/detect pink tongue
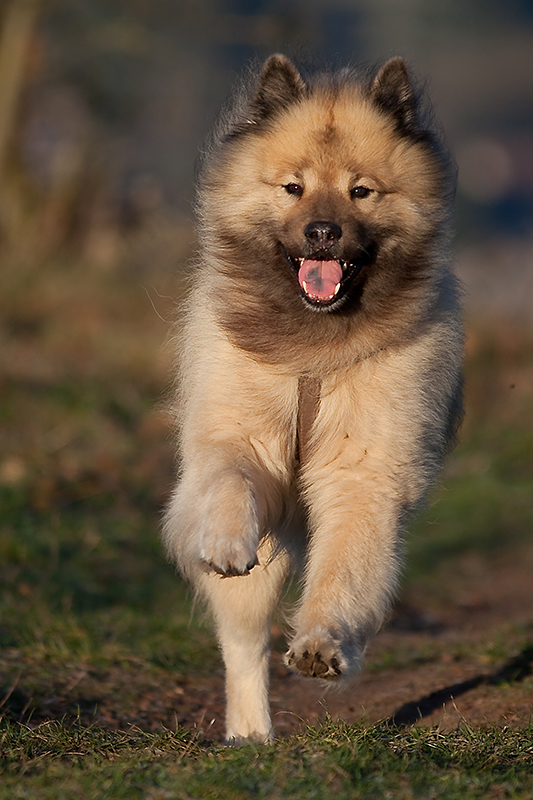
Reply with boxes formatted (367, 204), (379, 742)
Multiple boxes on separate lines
(298, 260), (343, 301)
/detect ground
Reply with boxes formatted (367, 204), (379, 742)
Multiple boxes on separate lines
(9, 550), (533, 744)
(1, 250), (532, 752)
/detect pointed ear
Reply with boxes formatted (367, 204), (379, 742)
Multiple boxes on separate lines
(370, 57), (418, 133)
(250, 54), (306, 121)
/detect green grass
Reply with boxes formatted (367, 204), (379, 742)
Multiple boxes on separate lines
(1, 253), (533, 797)
(1, 717), (533, 799)
(406, 331), (533, 577)
(408, 440), (533, 576)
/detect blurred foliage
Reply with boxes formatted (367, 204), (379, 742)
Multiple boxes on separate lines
(1, 0), (533, 255)
(408, 328), (533, 575)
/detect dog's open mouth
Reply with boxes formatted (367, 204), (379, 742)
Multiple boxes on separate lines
(298, 259), (344, 302)
(282, 249), (367, 308)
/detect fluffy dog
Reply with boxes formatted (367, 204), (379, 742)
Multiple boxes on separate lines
(163, 54), (463, 744)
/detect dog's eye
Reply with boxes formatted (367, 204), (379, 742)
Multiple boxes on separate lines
(350, 186), (371, 199)
(284, 183), (303, 197)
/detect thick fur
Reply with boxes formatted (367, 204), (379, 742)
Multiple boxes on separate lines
(163, 55), (463, 744)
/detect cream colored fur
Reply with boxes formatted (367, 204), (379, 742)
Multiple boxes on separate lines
(162, 56), (463, 744)
(163, 273), (462, 743)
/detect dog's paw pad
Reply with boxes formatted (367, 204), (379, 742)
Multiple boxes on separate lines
(286, 638), (343, 680)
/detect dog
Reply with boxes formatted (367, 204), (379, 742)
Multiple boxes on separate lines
(163, 54), (463, 744)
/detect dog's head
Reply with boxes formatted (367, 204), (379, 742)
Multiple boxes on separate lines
(243, 55), (450, 312)
(197, 55), (455, 364)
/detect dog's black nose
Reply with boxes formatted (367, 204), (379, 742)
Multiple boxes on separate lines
(304, 221), (342, 246)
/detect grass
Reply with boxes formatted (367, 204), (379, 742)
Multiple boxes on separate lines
(1, 249), (533, 797)
(1, 717), (533, 799)
(407, 328), (533, 576)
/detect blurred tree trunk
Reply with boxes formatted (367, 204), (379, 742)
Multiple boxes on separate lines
(0, 0), (40, 243)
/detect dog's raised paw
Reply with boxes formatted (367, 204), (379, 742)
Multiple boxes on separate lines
(199, 530), (259, 577)
(286, 633), (344, 680)
(201, 555), (259, 577)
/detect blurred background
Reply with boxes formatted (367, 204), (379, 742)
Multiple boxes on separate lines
(1, 0), (533, 737)
(1, 0), (533, 314)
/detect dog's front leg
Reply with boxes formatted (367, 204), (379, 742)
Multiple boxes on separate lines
(164, 450), (289, 744)
(198, 468), (262, 577)
(287, 459), (403, 681)
(166, 448), (282, 579)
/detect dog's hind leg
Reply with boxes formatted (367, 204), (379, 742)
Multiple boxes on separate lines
(200, 539), (289, 744)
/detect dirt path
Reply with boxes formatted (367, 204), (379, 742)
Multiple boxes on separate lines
(4, 547), (532, 744)
(145, 547), (533, 742)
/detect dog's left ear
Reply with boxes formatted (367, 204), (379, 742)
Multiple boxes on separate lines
(370, 57), (418, 134)
(250, 54), (306, 121)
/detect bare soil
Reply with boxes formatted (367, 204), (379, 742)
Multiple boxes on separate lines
(9, 546), (531, 744)
(172, 547), (533, 741)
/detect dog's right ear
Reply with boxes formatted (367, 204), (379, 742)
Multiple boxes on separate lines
(250, 55), (306, 121)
